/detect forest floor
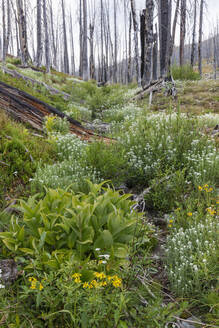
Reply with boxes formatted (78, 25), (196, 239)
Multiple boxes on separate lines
(0, 58), (218, 328)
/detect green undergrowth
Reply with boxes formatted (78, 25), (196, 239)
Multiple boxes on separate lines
(0, 64), (218, 327)
(0, 111), (55, 209)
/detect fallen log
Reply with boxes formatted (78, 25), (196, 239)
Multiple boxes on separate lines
(0, 80), (112, 142)
(132, 78), (177, 101)
(1, 67), (71, 100)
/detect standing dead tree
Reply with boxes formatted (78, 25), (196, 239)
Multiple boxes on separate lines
(140, 0), (154, 88)
(16, 0), (29, 65)
(198, 0), (204, 76)
(190, 0), (197, 68)
(130, 0), (141, 87)
(180, 0), (186, 67)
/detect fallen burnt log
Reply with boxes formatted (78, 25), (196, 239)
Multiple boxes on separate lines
(2, 67), (71, 100)
(0, 80), (111, 142)
(132, 78), (177, 101)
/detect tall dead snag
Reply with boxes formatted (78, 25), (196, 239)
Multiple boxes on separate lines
(158, 0), (172, 78)
(179, 0), (186, 67)
(82, 0), (88, 81)
(113, 0), (118, 83)
(128, 11), (132, 83)
(89, 22), (95, 79)
(130, 0), (141, 87)
(140, 0), (154, 87)
(69, 13), (75, 75)
(36, 0), (42, 67)
(16, 0), (29, 65)
(79, 0), (83, 77)
(43, 0), (50, 73)
(152, 24), (158, 80)
(50, 2), (57, 69)
(61, 0), (69, 74)
(170, 0), (180, 59)
(2, 0), (6, 62)
(191, 0), (197, 68)
(198, 0), (204, 76)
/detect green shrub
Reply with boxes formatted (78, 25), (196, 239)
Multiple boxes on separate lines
(172, 64), (201, 80)
(44, 115), (70, 135)
(0, 181), (141, 269)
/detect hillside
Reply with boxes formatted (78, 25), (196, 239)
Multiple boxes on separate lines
(0, 61), (218, 327)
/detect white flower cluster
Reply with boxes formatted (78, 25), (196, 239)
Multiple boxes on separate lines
(165, 219), (218, 296)
(32, 133), (101, 190)
(0, 268), (5, 289)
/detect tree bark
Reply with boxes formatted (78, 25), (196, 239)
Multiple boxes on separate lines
(36, 0), (42, 67)
(82, 0), (88, 80)
(198, 0), (204, 75)
(190, 0), (197, 68)
(16, 0), (29, 65)
(43, 0), (50, 73)
(61, 0), (69, 74)
(179, 0), (186, 67)
(130, 0), (141, 86)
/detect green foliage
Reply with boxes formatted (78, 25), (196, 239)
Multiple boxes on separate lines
(44, 115), (70, 135)
(0, 181), (141, 269)
(6, 56), (22, 66)
(172, 64), (201, 80)
(0, 111), (55, 208)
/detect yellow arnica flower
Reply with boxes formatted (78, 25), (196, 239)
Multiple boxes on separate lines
(169, 219), (173, 223)
(98, 260), (103, 265)
(39, 283), (43, 291)
(187, 212), (192, 216)
(207, 187), (213, 192)
(72, 273), (82, 279)
(99, 281), (107, 287)
(112, 278), (122, 288)
(94, 272), (106, 280)
(198, 186), (203, 191)
(74, 278), (82, 284)
(83, 282), (89, 289)
(30, 285), (36, 290)
(168, 224), (172, 228)
(204, 184), (209, 188)
(28, 277), (37, 282)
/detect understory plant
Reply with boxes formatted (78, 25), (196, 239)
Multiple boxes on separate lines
(0, 181), (142, 270)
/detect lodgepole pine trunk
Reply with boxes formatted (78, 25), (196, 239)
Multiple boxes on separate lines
(130, 0), (141, 87)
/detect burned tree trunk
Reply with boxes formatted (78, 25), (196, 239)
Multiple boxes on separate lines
(61, 0), (69, 74)
(36, 0), (42, 67)
(152, 24), (158, 80)
(179, 0), (186, 67)
(191, 0), (197, 68)
(16, 0), (29, 65)
(198, 0), (204, 76)
(43, 0), (50, 73)
(140, 0), (154, 87)
(130, 0), (141, 87)
(158, 0), (172, 78)
(82, 0), (89, 81)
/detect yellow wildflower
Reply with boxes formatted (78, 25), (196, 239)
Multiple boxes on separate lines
(28, 277), (37, 282)
(204, 184), (209, 188)
(98, 260), (103, 265)
(39, 283), (43, 291)
(72, 273), (82, 279)
(74, 277), (82, 284)
(83, 282), (89, 289)
(112, 278), (122, 288)
(207, 187), (213, 192)
(94, 272), (106, 280)
(100, 281), (107, 287)
(169, 219), (173, 223)
(198, 186), (203, 191)
(30, 284), (36, 290)
(187, 212), (192, 217)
